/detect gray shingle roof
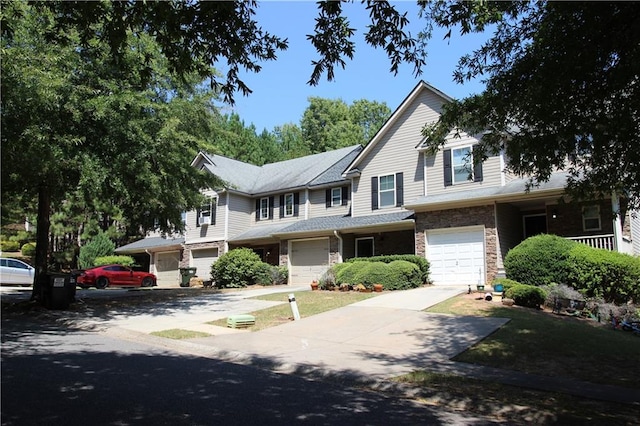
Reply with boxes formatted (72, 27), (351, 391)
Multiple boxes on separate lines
(115, 236), (185, 253)
(405, 172), (569, 208)
(275, 211), (415, 235)
(227, 223), (292, 243)
(202, 145), (361, 195)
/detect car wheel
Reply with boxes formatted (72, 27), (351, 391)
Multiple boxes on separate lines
(96, 277), (109, 289)
(141, 277), (153, 287)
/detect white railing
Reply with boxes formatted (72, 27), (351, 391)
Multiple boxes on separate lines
(567, 234), (616, 251)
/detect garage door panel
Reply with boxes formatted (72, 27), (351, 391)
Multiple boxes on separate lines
(290, 239), (329, 286)
(191, 248), (218, 281)
(156, 252), (180, 287)
(427, 229), (485, 285)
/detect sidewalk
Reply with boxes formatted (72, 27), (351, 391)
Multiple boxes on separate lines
(103, 285), (640, 406)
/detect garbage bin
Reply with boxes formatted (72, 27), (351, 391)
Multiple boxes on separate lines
(41, 273), (76, 310)
(179, 267), (197, 287)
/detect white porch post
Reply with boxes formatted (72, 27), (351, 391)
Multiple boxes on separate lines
(611, 193), (623, 252)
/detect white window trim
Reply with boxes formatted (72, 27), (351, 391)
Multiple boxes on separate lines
(355, 237), (375, 257)
(582, 205), (602, 231)
(284, 193), (294, 217)
(452, 146), (473, 184)
(378, 174), (396, 208)
(260, 197), (269, 220)
(199, 197), (216, 226)
(331, 187), (342, 207)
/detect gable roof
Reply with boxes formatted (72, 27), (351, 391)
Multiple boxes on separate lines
(196, 145), (362, 195)
(343, 80), (453, 177)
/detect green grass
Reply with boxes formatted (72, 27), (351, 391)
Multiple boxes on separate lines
(208, 290), (377, 332)
(150, 329), (211, 339)
(426, 294), (640, 388)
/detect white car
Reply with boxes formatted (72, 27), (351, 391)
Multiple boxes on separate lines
(0, 258), (35, 286)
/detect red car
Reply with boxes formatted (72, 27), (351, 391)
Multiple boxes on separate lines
(77, 265), (157, 289)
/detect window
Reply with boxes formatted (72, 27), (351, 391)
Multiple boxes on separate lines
(331, 188), (342, 206)
(198, 198), (216, 226)
(379, 174), (396, 208)
(260, 197), (270, 220)
(181, 211), (187, 225)
(452, 147), (473, 184)
(356, 237), (374, 257)
(583, 205), (601, 231)
(284, 193), (294, 217)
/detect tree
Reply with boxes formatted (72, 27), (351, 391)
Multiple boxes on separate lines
(1, 3), (220, 297)
(420, 1), (640, 209)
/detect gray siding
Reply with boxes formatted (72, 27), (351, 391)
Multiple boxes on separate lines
(185, 190), (226, 243)
(308, 187), (351, 218)
(227, 193), (252, 239)
(631, 210), (640, 256)
(250, 191), (310, 226)
(495, 203), (523, 270)
(352, 90), (439, 216)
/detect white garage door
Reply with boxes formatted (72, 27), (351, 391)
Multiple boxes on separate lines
(156, 251), (180, 287)
(290, 239), (329, 286)
(427, 228), (485, 285)
(191, 248), (219, 281)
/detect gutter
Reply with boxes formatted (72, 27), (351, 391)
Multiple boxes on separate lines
(333, 230), (343, 263)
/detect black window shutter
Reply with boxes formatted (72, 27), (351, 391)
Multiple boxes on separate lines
(443, 149), (452, 187)
(279, 195), (285, 218)
(268, 196), (274, 219)
(196, 207), (201, 227)
(294, 192), (300, 216)
(395, 172), (404, 207)
(342, 186), (349, 206)
(255, 199), (260, 221)
(325, 189), (331, 208)
(371, 176), (379, 210)
(211, 200), (217, 225)
(473, 145), (483, 182)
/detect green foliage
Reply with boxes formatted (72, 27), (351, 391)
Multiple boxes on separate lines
(78, 232), (115, 269)
(346, 254), (430, 284)
(20, 242), (36, 257)
(334, 260), (422, 291)
(386, 260), (422, 290)
(334, 261), (368, 286)
(211, 248), (267, 288)
(492, 277), (521, 293)
(94, 255), (136, 267)
(8, 230), (35, 247)
(504, 234), (576, 286)
(352, 262), (389, 288)
(565, 244), (640, 304)
(504, 284), (547, 309)
(252, 263), (287, 286)
(1, 240), (20, 252)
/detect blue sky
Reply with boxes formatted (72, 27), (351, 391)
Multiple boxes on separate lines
(230, 1), (491, 132)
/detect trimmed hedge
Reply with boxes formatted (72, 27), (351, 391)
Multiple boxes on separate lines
(1, 240), (20, 252)
(505, 284), (547, 309)
(94, 255), (136, 267)
(386, 260), (422, 290)
(504, 234), (576, 286)
(492, 277), (521, 293)
(346, 254), (430, 284)
(566, 244), (640, 304)
(333, 259), (422, 291)
(211, 248), (273, 288)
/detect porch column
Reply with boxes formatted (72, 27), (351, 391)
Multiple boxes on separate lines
(611, 193), (623, 251)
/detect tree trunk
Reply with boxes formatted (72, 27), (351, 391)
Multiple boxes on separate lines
(30, 184), (51, 301)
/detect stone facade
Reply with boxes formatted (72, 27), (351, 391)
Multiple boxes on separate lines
(415, 205), (498, 284)
(180, 240), (226, 268)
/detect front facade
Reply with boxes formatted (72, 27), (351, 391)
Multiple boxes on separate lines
(117, 81), (639, 287)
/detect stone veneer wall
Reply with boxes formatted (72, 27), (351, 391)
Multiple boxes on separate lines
(415, 205), (498, 284)
(180, 240), (226, 268)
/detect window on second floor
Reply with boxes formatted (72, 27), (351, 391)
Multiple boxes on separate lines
(371, 173), (403, 210)
(198, 198), (216, 226)
(582, 205), (601, 231)
(284, 193), (294, 217)
(331, 188), (342, 206)
(443, 145), (483, 187)
(260, 197), (270, 220)
(325, 186), (348, 208)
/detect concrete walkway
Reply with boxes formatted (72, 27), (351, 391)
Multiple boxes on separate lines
(101, 285), (640, 406)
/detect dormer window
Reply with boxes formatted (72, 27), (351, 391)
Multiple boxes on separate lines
(198, 198), (216, 226)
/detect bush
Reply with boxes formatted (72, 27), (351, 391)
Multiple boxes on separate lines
(211, 248), (265, 288)
(505, 284), (547, 309)
(334, 261), (369, 286)
(21, 242), (36, 257)
(93, 255), (136, 267)
(253, 263), (287, 286)
(78, 232), (115, 269)
(333, 260), (422, 291)
(352, 262), (390, 288)
(346, 254), (430, 284)
(386, 260), (422, 290)
(504, 234), (576, 286)
(492, 277), (521, 293)
(318, 268), (337, 290)
(1, 240), (20, 252)
(565, 244), (640, 304)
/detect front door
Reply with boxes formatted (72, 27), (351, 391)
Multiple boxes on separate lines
(524, 214), (547, 238)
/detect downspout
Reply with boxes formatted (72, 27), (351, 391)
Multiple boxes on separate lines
(333, 230), (343, 263)
(612, 193), (623, 252)
(145, 249), (153, 273)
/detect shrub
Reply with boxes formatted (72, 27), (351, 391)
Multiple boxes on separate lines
(1, 240), (20, 252)
(565, 244), (640, 304)
(505, 284), (547, 309)
(93, 255), (136, 267)
(253, 263), (287, 286)
(78, 232), (115, 269)
(352, 262), (390, 289)
(21, 242), (36, 257)
(9, 230), (35, 247)
(492, 277), (521, 293)
(504, 234), (576, 286)
(318, 268), (337, 290)
(334, 261), (369, 286)
(211, 248), (264, 288)
(346, 254), (430, 284)
(386, 260), (422, 290)
(540, 283), (585, 308)
(334, 260), (422, 291)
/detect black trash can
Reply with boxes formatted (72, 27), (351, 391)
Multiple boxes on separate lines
(179, 267), (197, 287)
(41, 273), (76, 310)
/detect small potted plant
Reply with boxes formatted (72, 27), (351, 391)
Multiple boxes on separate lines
(310, 280), (319, 291)
(373, 283), (383, 292)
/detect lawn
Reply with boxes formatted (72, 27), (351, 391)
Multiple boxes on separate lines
(208, 290), (378, 332)
(425, 293), (640, 389)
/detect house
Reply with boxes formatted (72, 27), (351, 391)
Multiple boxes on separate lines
(116, 81), (639, 287)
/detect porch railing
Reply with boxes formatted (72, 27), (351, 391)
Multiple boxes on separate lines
(566, 234), (616, 251)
